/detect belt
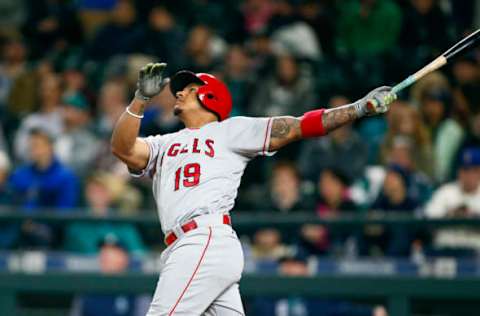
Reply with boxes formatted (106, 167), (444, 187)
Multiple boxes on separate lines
(164, 214), (231, 246)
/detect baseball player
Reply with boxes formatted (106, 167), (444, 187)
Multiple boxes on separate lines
(111, 62), (396, 315)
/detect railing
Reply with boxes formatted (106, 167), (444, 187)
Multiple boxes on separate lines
(1, 209), (480, 316)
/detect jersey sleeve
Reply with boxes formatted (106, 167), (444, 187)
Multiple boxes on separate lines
(225, 116), (276, 158)
(129, 135), (163, 178)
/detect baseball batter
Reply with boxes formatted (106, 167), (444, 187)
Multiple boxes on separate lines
(111, 63), (396, 315)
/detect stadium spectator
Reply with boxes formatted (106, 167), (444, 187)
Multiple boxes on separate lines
(381, 101), (433, 178)
(0, 38), (27, 110)
(9, 128), (79, 209)
(69, 236), (150, 316)
(299, 95), (368, 183)
(296, 224), (330, 257)
(453, 113), (480, 175)
(241, 0), (275, 35)
(14, 74), (64, 162)
(0, 0), (25, 37)
(424, 147), (480, 255)
(87, 0), (137, 61)
(316, 168), (357, 217)
(262, 161), (312, 213)
(61, 61), (94, 106)
(398, 0), (455, 70)
(21, 0), (83, 59)
(55, 94), (99, 176)
(371, 164), (420, 212)
(2, 129), (79, 248)
(249, 54), (315, 117)
(383, 136), (433, 204)
(452, 54), (480, 115)
(425, 147), (480, 218)
(1, 37), (38, 137)
(126, 5), (186, 72)
(64, 174), (144, 255)
(184, 24), (226, 73)
(95, 80), (129, 139)
(250, 228), (289, 261)
(267, 0), (322, 61)
(220, 45), (255, 116)
(297, 0), (336, 57)
(336, 0), (402, 57)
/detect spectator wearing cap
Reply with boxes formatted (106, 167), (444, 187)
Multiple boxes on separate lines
(425, 148), (480, 218)
(424, 148), (480, 255)
(55, 94), (99, 176)
(8, 128), (79, 210)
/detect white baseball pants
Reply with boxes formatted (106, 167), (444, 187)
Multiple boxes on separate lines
(146, 218), (245, 316)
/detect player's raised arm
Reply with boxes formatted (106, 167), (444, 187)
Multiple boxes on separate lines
(269, 86), (397, 151)
(111, 62), (167, 172)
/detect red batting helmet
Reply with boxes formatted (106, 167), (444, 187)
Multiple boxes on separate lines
(170, 71), (232, 121)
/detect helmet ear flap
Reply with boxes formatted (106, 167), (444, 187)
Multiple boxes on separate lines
(197, 85), (220, 120)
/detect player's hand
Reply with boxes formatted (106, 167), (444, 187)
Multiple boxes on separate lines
(361, 86), (397, 116)
(135, 62), (167, 102)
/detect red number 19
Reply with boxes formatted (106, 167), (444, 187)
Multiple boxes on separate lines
(174, 163), (201, 191)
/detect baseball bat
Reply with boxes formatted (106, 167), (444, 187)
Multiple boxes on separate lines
(368, 28), (480, 107)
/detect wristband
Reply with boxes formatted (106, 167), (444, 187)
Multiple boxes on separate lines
(126, 106), (144, 119)
(300, 109), (326, 138)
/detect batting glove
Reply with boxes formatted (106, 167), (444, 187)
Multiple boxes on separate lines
(355, 86), (397, 117)
(135, 62), (168, 102)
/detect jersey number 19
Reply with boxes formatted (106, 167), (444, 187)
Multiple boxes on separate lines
(174, 163), (201, 191)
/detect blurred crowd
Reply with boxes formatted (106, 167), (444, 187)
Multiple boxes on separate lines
(0, 0), (480, 265)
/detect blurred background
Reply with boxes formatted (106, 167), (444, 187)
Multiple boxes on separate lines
(1, 0), (480, 315)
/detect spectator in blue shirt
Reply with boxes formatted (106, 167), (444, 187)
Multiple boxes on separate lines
(9, 128), (79, 210)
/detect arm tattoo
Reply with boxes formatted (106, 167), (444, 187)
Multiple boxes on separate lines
(271, 118), (292, 139)
(322, 103), (360, 133)
(269, 116), (302, 150)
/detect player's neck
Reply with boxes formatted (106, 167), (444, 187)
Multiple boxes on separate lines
(182, 112), (218, 129)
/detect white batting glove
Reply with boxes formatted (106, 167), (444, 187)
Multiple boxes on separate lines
(355, 86), (397, 117)
(135, 62), (168, 101)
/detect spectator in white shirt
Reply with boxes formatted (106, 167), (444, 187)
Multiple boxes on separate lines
(425, 147), (480, 218)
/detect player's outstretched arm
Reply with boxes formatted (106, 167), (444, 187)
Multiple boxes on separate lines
(111, 62), (167, 172)
(269, 86), (396, 151)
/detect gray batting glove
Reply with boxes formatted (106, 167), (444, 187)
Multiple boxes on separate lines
(135, 62), (167, 102)
(355, 86), (397, 117)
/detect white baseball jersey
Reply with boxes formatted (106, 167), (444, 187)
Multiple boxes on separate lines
(132, 116), (275, 233)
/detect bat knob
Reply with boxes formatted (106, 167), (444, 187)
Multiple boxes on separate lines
(366, 99), (378, 114)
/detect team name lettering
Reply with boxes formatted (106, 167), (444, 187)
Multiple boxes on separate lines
(167, 138), (215, 158)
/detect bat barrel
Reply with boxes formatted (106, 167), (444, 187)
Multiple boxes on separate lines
(443, 29), (480, 60)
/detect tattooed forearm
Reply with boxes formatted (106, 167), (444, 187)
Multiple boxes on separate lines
(321, 103), (360, 133)
(269, 116), (302, 151)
